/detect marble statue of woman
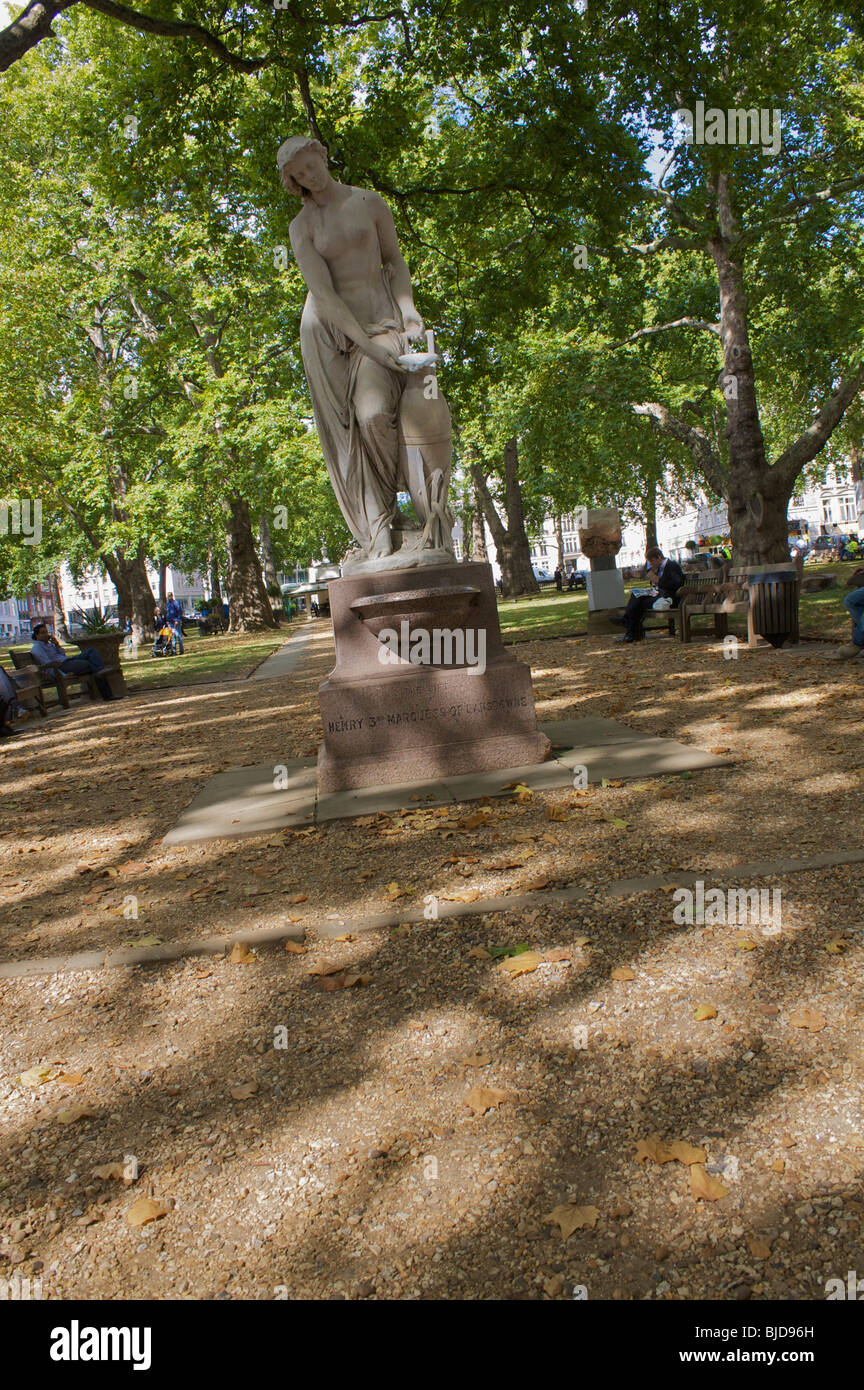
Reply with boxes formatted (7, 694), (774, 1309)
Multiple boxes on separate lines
(277, 135), (454, 574)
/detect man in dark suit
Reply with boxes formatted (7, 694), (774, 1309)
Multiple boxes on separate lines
(617, 547), (685, 643)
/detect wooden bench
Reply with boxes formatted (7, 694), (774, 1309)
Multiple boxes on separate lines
(7, 666), (47, 722)
(8, 649), (104, 709)
(675, 565), (751, 644)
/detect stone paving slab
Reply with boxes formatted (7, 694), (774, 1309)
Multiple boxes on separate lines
(163, 717), (732, 845)
(249, 627), (321, 681)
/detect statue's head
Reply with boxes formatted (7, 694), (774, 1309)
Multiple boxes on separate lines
(276, 136), (329, 198)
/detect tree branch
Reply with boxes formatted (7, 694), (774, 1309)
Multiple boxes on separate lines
(631, 400), (728, 496)
(612, 317), (721, 349)
(772, 364), (864, 489)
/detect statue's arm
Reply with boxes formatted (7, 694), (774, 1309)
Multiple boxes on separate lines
(289, 219), (404, 370)
(372, 194), (424, 336)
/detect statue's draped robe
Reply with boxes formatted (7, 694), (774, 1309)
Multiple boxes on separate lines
(299, 267), (404, 556)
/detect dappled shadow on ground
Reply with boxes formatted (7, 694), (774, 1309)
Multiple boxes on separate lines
(0, 857), (861, 1300)
(0, 623), (862, 1299)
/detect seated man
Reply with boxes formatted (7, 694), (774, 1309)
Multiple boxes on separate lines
(616, 546), (685, 643)
(29, 623), (120, 701)
(0, 664), (23, 738)
(828, 567), (864, 660)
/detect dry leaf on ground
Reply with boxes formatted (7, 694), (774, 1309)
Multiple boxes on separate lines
(498, 951), (543, 977)
(546, 1204), (601, 1238)
(747, 1236), (772, 1259)
(56, 1105), (97, 1124)
(228, 941), (256, 964)
(693, 1004), (717, 1021)
(788, 1008), (827, 1032)
(466, 1085), (509, 1115)
(611, 966), (636, 981)
(636, 1135), (676, 1164)
(231, 1081), (259, 1101)
(690, 1165), (729, 1201)
(127, 1197), (169, 1228)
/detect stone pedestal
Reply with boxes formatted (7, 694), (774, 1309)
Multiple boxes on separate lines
(586, 567), (625, 611)
(317, 561), (551, 792)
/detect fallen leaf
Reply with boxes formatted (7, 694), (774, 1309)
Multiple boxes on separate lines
(498, 951), (543, 977)
(319, 970), (372, 991)
(284, 940), (306, 954)
(666, 1140), (707, 1165)
(127, 1197), (169, 1228)
(546, 1204), (601, 1238)
(747, 1236), (772, 1259)
(693, 1004), (717, 1021)
(18, 1064), (54, 1088)
(458, 810), (491, 830)
(93, 1163), (126, 1181)
(735, 937), (758, 951)
(56, 1106), (97, 1124)
(463, 1055), (491, 1068)
(126, 934), (162, 948)
(466, 946), (492, 960)
(384, 881), (411, 900)
(285, 893), (308, 904)
(635, 1134), (676, 1164)
(466, 1085), (509, 1115)
(690, 1164), (728, 1201)
(825, 938), (848, 955)
(308, 961), (345, 977)
(545, 805), (569, 822)
(611, 966), (636, 981)
(230, 1081), (259, 1101)
(57, 1072), (85, 1086)
(228, 941), (256, 965)
(788, 1008), (827, 1032)
(441, 889), (482, 902)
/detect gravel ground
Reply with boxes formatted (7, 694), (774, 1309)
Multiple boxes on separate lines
(0, 624), (862, 1300)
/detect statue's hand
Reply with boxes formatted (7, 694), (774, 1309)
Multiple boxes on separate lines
(402, 310), (425, 341)
(364, 336), (407, 372)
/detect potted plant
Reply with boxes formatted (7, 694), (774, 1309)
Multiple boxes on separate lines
(73, 606), (127, 693)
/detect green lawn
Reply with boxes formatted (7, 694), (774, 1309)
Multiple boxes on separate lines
(123, 628), (286, 690)
(498, 562), (861, 644)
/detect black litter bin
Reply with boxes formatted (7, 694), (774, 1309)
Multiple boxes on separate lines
(747, 569), (799, 648)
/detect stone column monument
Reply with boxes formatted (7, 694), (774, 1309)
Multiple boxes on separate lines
(278, 136), (550, 791)
(578, 508), (627, 636)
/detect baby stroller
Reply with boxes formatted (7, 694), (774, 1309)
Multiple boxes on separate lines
(151, 623), (177, 657)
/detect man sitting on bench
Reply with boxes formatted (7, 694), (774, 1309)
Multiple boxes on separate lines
(29, 623), (120, 702)
(616, 546), (686, 643)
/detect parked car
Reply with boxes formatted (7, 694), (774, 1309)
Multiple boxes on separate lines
(532, 566), (556, 585)
(566, 569), (587, 589)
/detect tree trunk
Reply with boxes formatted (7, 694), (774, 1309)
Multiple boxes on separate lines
(259, 513), (280, 591)
(49, 571), (71, 642)
(124, 545), (157, 644)
(471, 482), (489, 562)
(471, 439), (539, 596)
(208, 554), (223, 606)
(708, 178), (788, 565)
(158, 561), (168, 606)
(224, 496), (278, 632)
(554, 514), (565, 569)
(644, 476), (658, 551)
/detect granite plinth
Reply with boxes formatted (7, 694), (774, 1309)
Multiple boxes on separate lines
(587, 568), (626, 611)
(317, 561), (551, 792)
